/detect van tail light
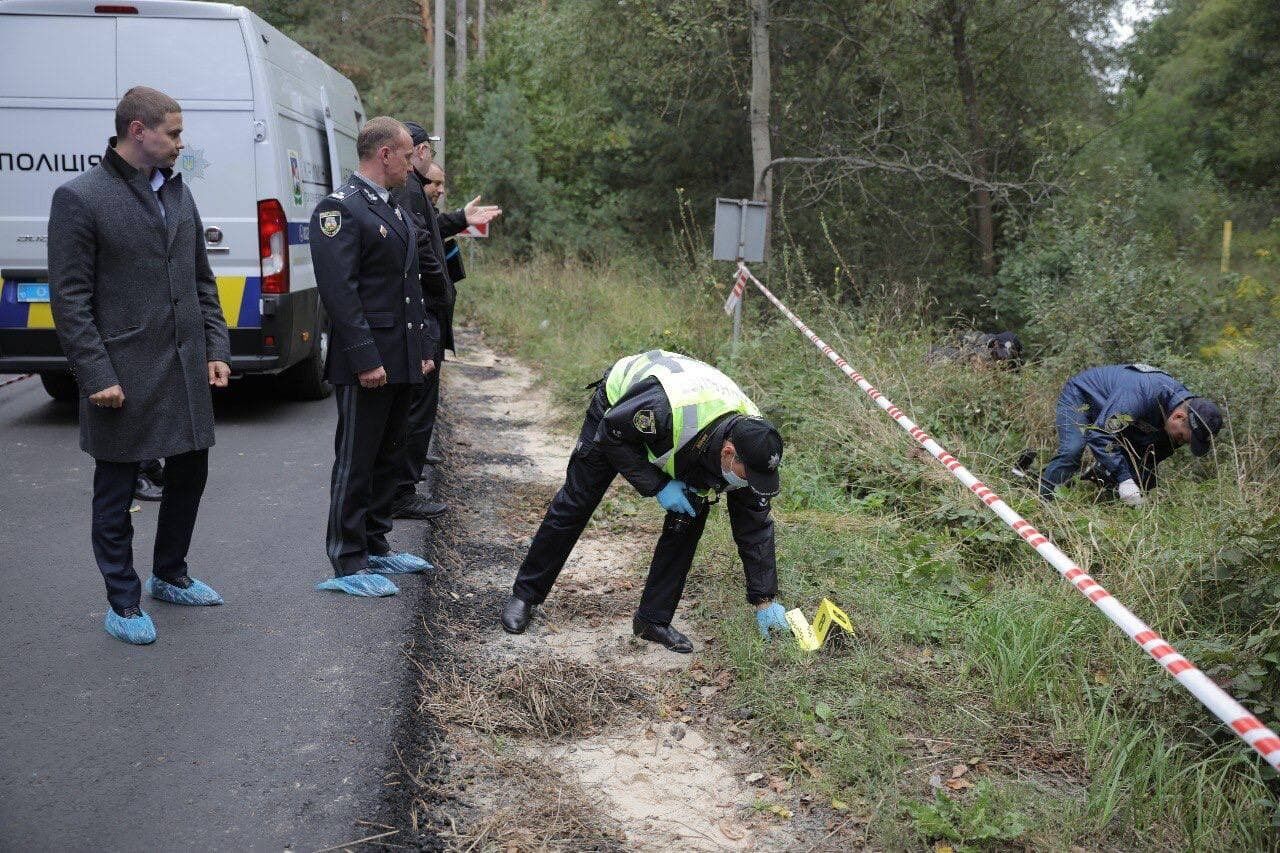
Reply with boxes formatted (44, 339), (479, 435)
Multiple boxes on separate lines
(257, 199), (290, 294)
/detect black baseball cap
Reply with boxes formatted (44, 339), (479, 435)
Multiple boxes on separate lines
(1186, 397), (1223, 457)
(403, 121), (439, 147)
(729, 417), (783, 496)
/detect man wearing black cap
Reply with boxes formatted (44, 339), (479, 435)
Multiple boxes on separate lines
(500, 350), (789, 653)
(1030, 363), (1224, 505)
(388, 122), (501, 519)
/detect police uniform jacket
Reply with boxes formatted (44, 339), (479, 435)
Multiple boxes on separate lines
(594, 377), (778, 604)
(391, 168), (456, 353)
(310, 176), (435, 385)
(48, 143), (230, 462)
(1061, 364), (1195, 489)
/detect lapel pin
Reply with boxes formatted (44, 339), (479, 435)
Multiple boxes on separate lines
(379, 224), (388, 238)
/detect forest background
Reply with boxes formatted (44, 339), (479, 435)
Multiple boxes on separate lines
(250, 0), (1280, 847)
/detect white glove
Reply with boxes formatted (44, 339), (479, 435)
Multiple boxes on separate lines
(1117, 479), (1144, 507)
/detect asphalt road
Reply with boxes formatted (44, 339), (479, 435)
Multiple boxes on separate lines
(0, 374), (432, 851)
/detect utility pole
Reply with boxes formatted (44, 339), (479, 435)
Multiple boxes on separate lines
(749, 0), (772, 265)
(476, 0), (486, 64)
(434, 0), (447, 168)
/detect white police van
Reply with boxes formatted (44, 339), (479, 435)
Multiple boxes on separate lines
(0, 0), (364, 400)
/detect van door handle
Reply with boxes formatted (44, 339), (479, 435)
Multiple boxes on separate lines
(205, 245), (231, 254)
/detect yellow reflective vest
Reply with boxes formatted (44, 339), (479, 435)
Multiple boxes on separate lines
(604, 350), (760, 477)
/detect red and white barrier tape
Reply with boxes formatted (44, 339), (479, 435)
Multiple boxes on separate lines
(724, 268), (747, 316)
(735, 262), (1280, 771)
(0, 373), (33, 390)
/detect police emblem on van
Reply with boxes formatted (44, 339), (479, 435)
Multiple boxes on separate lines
(319, 211), (342, 237)
(175, 148), (210, 179)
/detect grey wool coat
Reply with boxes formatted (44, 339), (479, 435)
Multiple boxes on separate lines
(48, 144), (230, 463)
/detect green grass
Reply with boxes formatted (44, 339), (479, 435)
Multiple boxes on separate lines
(459, 253), (1280, 850)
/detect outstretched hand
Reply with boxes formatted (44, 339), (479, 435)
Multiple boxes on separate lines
(463, 195), (503, 226)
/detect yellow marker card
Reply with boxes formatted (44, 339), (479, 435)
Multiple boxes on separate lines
(787, 598), (855, 651)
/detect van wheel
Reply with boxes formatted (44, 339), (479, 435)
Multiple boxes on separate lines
(39, 373), (79, 402)
(280, 322), (332, 400)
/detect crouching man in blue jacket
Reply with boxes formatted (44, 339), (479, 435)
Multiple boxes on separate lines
(1037, 364), (1223, 506)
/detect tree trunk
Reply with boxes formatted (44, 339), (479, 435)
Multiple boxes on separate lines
(749, 0), (772, 262)
(417, 0), (434, 81)
(947, 0), (995, 276)
(434, 0), (447, 167)
(454, 0), (468, 81)
(476, 0), (486, 64)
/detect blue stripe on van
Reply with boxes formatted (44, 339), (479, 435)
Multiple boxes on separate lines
(288, 221), (310, 245)
(238, 276), (262, 327)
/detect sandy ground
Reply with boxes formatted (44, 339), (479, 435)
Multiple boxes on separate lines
(392, 326), (820, 850)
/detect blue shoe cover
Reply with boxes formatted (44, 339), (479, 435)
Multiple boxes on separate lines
(368, 552), (433, 575)
(104, 609), (157, 645)
(315, 572), (399, 597)
(146, 576), (224, 606)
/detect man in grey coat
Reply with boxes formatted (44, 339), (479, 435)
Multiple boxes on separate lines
(49, 86), (231, 645)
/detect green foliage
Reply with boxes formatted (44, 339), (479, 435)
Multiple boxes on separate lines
(1124, 0), (1280, 189)
(907, 783), (1028, 851)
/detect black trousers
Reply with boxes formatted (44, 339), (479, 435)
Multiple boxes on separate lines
(512, 390), (710, 626)
(92, 449), (208, 614)
(395, 357), (442, 502)
(327, 382), (413, 576)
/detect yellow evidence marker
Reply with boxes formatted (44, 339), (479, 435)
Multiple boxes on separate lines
(785, 598), (854, 651)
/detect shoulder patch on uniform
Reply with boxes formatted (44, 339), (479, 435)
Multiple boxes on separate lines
(319, 210), (342, 237)
(633, 409), (656, 435)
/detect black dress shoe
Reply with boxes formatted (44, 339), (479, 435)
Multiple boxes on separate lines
(501, 596), (533, 634)
(391, 494), (448, 519)
(133, 474), (163, 501)
(632, 615), (693, 653)
(424, 450), (445, 465)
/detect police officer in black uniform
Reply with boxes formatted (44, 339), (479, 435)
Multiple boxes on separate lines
(309, 117), (438, 598)
(387, 122), (452, 519)
(500, 351), (792, 653)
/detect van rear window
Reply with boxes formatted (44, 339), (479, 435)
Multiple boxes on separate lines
(0, 17), (117, 99)
(117, 18), (252, 101)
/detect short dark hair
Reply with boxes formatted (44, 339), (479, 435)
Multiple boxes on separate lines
(114, 86), (182, 137)
(357, 116), (409, 161)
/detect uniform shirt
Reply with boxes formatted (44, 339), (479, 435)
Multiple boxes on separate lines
(352, 170), (390, 204)
(594, 377), (778, 604)
(1063, 364), (1195, 488)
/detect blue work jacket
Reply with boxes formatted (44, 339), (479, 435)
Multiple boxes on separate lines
(1061, 364), (1195, 487)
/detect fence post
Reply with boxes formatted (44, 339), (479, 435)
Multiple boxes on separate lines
(1221, 220), (1233, 274)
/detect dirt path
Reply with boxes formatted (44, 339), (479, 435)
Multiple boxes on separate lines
(390, 326), (818, 851)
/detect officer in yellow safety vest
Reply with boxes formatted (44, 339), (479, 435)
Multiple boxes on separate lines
(500, 350), (790, 653)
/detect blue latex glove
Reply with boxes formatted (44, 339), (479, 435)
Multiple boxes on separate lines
(756, 602), (789, 639)
(656, 480), (696, 516)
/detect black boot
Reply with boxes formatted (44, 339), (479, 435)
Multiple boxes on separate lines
(133, 473), (163, 501)
(391, 493), (448, 519)
(501, 596), (533, 634)
(632, 614), (693, 653)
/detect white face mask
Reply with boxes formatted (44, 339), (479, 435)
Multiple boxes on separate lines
(721, 466), (749, 490)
